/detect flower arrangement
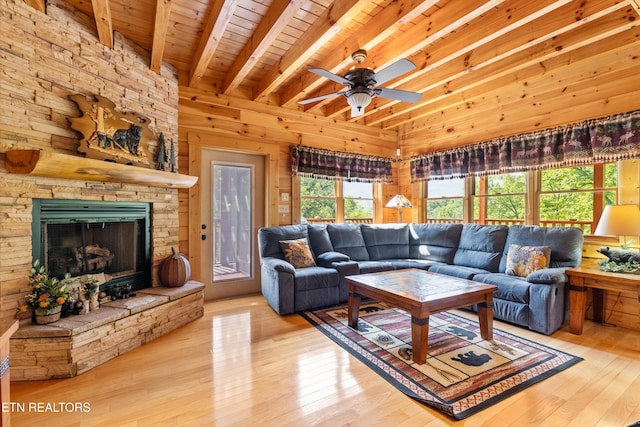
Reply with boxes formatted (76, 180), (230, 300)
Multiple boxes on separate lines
(20, 260), (69, 314)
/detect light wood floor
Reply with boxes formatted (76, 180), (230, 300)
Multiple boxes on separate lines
(9, 294), (640, 427)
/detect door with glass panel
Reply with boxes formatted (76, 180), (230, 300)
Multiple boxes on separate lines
(200, 149), (265, 299)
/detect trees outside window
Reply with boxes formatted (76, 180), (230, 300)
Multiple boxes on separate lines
(421, 163), (617, 233)
(300, 177), (374, 223)
(540, 163), (617, 234)
(425, 178), (464, 223)
(474, 172), (526, 225)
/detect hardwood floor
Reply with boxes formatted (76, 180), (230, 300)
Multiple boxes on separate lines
(9, 295), (640, 426)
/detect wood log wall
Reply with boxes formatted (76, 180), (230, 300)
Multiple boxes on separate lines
(1, 0), (640, 332)
(0, 0), (180, 325)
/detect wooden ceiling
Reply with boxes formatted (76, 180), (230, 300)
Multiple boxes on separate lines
(28, 0), (640, 145)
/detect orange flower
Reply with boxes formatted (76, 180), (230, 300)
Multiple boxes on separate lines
(56, 297), (66, 305)
(38, 293), (50, 300)
(39, 300), (50, 308)
(18, 305), (28, 313)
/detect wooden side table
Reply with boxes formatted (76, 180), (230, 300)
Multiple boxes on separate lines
(567, 266), (640, 334)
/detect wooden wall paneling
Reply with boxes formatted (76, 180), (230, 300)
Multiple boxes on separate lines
(187, 133), (202, 282)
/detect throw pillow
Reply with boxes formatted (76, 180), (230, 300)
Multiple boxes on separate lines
(505, 244), (551, 277)
(279, 238), (316, 269)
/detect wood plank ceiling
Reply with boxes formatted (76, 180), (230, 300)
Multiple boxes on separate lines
(27, 0), (640, 152)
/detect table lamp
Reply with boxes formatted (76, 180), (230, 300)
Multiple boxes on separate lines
(593, 204), (640, 272)
(594, 204), (640, 249)
(385, 194), (413, 223)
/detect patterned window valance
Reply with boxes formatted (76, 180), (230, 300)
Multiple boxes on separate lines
(290, 145), (393, 183)
(411, 109), (640, 181)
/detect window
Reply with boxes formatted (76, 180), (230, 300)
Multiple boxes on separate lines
(425, 178), (464, 223)
(420, 163), (618, 234)
(539, 163), (617, 235)
(300, 177), (374, 224)
(473, 172), (526, 226)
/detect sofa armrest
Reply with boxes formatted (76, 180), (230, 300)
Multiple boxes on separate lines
(261, 256), (295, 274)
(316, 251), (350, 267)
(526, 267), (568, 285)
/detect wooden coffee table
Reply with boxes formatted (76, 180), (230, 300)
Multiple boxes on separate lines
(347, 268), (497, 364)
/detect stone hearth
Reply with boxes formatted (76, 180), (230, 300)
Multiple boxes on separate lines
(10, 281), (204, 381)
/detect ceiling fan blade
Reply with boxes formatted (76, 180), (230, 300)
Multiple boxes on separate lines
(375, 87), (422, 103)
(298, 91), (345, 105)
(372, 59), (416, 85)
(308, 68), (351, 86)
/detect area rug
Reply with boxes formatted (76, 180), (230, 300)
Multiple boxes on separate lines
(301, 302), (582, 420)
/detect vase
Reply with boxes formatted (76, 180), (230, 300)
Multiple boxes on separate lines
(34, 305), (62, 325)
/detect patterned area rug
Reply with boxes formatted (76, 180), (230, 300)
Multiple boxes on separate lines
(301, 302), (582, 420)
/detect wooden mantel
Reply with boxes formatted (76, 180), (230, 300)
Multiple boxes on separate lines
(4, 150), (198, 189)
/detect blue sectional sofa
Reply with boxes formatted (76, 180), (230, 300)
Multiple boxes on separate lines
(257, 223), (583, 335)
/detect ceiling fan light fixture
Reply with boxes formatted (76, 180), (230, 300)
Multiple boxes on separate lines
(347, 91), (372, 110)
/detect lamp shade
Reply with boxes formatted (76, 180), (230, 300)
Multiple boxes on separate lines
(593, 204), (640, 236)
(385, 194), (413, 208)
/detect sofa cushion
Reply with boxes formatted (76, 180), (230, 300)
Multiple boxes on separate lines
(427, 264), (491, 279)
(499, 225), (583, 271)
(361, 224), (409, 260)
(387, 259), (440, 270)
(327, 224), (370, 260)
(307, 224), (334, 255)
(452, 224), (508, 272)
(473, 273), (530, 304)
(258, 225), (308, 259)
(355, 260), (394, 274)
(505, 244), (551, 277)
(409, 223), (463, 263)
(279, 238), (316, 268)
(293, 266), (340, 291)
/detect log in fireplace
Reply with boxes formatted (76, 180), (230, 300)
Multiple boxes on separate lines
(32, 199), (151, 293)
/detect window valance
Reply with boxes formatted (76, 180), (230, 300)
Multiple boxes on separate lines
(411, 109), (640, 181)
(290, 145), (393, 183)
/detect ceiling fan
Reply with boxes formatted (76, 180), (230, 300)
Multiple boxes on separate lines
(298, 50), (422, 118)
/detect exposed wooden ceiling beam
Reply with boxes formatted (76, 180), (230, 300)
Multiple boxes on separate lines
(90, 0), (113, 49)
(222, 0), (305, 95)
(311, 0), (508, 117)
(189, 0), (239, 88)
(629, 0), (640, 15)
(361, 0), (577, 125)
(279, 0), (440, 108)
(24, 0), (45, 13)
(252, 0), (372, 101)
(372, 1), (634, 129)
(380, 5), (638, 130)
(151, 0), (173, 73)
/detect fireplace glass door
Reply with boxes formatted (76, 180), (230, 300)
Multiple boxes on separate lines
(32, 199), (151, 292)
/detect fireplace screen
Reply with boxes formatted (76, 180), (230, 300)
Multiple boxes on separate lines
(32, 199), (151, 291)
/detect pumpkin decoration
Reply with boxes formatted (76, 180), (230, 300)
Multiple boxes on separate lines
(160, 247), (191, 287)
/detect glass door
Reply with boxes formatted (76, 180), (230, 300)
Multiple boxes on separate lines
(201, 149), (265, 299)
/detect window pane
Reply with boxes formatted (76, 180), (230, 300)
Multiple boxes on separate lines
(344, 181), (372, 198)
(428, 178), (464, 197)
(474, 196), (525, 224)
(427, 199), (463, 220)
(212, 164), (252, 282)
(541, 166), (594, 191)
(344, 199), (373, 221)
(300, 177), (335, 197)
(604, 163), (617, 188)
(475, 172), (526, 194)
(540, 192), (593, 233)
(301, 199), (336, 221)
